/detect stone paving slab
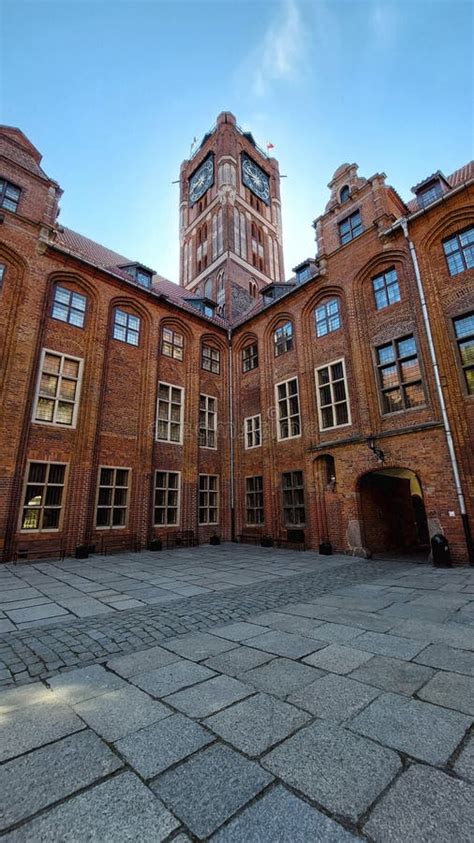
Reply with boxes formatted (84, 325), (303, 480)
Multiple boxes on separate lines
(46, 664), (127, 703)
(204, 692), (311, 756)
(162, 631), (238, 660)
(203, 646), (275, 676)
(349, 692), (472, 764)
(350, 630), (426, 660)
(303, 643), (374, 674)
(210, 621), (270, 641)
(454, 735), (474, 781)
(0, 682), (55, 713)
(131, 659), (216, 697)
(2, 771), (180, 842)
(349, 654), (435, 695)
(245, 629), (325, 658)
(114, 712), (214, 778)
(247, 609), (325, 636)
(106, 644), (180, 678)
(288, 673), (381, 722)
(153, 743), (273, 838)
(212, 785), (357, 842)
(165, 674), (253, 718)
(0, 729), (123, 830)
(364, 764), (474, 842)
(239, 657), (325, 697)
(417, 670), (474, 715)
(262, 720), (401, 821)
(73, 685), (171, 741)
(0, 697), (85, 762)
(414, 642), (474, 676)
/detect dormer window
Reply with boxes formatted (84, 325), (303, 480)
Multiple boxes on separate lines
(418, 180), (443, 208)
(120, 264), (153, 288)
(297, 266), (311, 283)
(340, 185), (350, 203)
(185, 297), (215, 318)
(0, 178), (21, 213)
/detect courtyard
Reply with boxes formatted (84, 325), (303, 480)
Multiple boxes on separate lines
(0, 546), (473, 841)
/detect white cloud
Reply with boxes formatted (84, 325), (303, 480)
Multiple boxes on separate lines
(249, 0), (306, 98)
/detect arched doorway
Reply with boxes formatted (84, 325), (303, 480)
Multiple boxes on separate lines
(358, 468), (429, 557)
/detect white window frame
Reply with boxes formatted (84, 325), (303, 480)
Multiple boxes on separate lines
(315, 358), (352, 431)
(156, 382), (184, 444)
(244, 414), (261, 449)
(275, 377), (301, 441)
(198, 474), (219, 525)
(153, 470), (181, 527)
(32, 348), (84, 429)
(19, 460), (69, 533)
(199, 393), (217, 449)
(95, 466), (131, 530)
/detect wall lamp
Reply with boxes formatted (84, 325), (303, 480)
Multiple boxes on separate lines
(367, 436), (385, 464)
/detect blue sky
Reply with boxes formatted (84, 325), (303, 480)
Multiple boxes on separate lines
(2, 0), (473, 280)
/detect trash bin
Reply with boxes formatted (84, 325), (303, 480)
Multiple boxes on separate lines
(431, 533), (452, 567)
(319, 541), (333, 556)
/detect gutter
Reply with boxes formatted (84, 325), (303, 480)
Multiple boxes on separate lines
(389, 216), (473, 564)
(228, 327), (236, 541)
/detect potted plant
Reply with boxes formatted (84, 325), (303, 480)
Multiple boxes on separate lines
(148, 538), (163, 551)
(261, 535), (274, 548)
(75, 544), (89, 559)
(210, 533), (221, 545)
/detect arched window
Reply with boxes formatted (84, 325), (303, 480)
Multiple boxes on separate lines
(251, 224), (265, 272)
(274, 321), (293, 356)
(340, 185), (350, 203)
(249, 279), (257, 298)
(204, 278), (213, 299)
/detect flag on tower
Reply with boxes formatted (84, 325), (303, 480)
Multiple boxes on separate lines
(266, 142), (275, 150)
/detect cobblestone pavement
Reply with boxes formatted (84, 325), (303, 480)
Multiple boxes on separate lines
(0, 549), (473, 841)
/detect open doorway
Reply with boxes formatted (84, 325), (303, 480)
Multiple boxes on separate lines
(359, 467), (429, 557)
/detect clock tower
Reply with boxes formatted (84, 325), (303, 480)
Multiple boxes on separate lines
(179, 111), (285, 319)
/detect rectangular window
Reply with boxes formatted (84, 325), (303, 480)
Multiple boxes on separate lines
(443, 226), (474, 276)
(20, 462), (67, 532)
(338, 210), (363, 245)
(161, 327), (184, 360)
(315, 299), (341, 336)
(242, 343), (258, 372)
(33, 350), (83, 427)
(244, 414), (261, 448)
(199, 394), (217, 448)
(156, 383), (184, 443)
(246, 476), (264, 525)
(453, 313), (474, 395)
(316, 359), (350, 430)
(372, 268), (401, 310)
(0, 264), (5, 289)
(276, 377), (301, 440)
(96, 467), (130, 528)
(282, 471), (305, 525)
(154, 471), (181, 526)
(199, 474), (218, 524)
(52, 286), (87, 328)
(0, 178), (21, 213)
(202, 344), (220, 374)
(113, 309), (140, 346)
(376, 335), (425, 414)
(274, 322), (293, 356)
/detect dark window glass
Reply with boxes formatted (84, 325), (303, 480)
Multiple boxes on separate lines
(113, 309), (140, 346)
(96, 467), (129, 528)
(340, 185), (350, 203)
(0, 178), (21, 213)
(245, 476), (264, 525)
(202, 344), (220, 374)
(453, 313), (474, 395)
(242, 342), (258, 372)
(418, 182), (442, 207)
(21, 462), (66, 531)
(372, 268), (401, 310)
(443, 226), (474, 276)
(376, 334), (425, 413)
(52, 286), (87, 327)
(338, 210), (363, 245)
(315, 299), (341, 336)
(282, 471), (305, 525)
(161, 327), (184, 360)
(274, 322), (293, 356)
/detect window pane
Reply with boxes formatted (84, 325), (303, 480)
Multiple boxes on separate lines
(404, 382), (425, 408)
(377, 344), (395, 364)
(71, 292), (86, 310)
(454, 314), (474, 338)
(100, 468), (113, 486)
(401, 357), (421, 382)
(36, 397), (54, 421)
(96, 508), (110, 527)
(56, 402), (74, 424)
(29, 463), (47, 483)
(397, 336), (416, 357)
(383, 389), (402, 413)
(52, 304), (69, 322)
(40, 373), (58, 396)
(459, 338), (474, 366)
(380, 365), (398, 389)
(42, 508), (60, 529)
(115, 470), (129, 486)
(48, 464), (65, 484)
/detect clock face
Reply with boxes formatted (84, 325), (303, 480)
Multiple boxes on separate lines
(241, 155), (270, 205)
(189, 155), (214, 206)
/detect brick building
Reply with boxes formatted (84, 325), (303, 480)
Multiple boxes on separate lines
(0, 113), (472, 564)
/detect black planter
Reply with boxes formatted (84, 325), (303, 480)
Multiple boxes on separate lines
(319, 541), (333, 556)
(210, 535), (221, 545)
(148, 539), (163, 551)
(261, 537), (274, 548)
(75, 545), (89, 559)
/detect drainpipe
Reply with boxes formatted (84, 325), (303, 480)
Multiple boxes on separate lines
(228, 327), (236, 541)
(400, 217), (473, 564)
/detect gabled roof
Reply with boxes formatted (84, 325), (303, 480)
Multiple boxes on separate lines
(0, 126), (57, 184)
(406, 162), (474, 213)
(53, 226), (228, 328)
